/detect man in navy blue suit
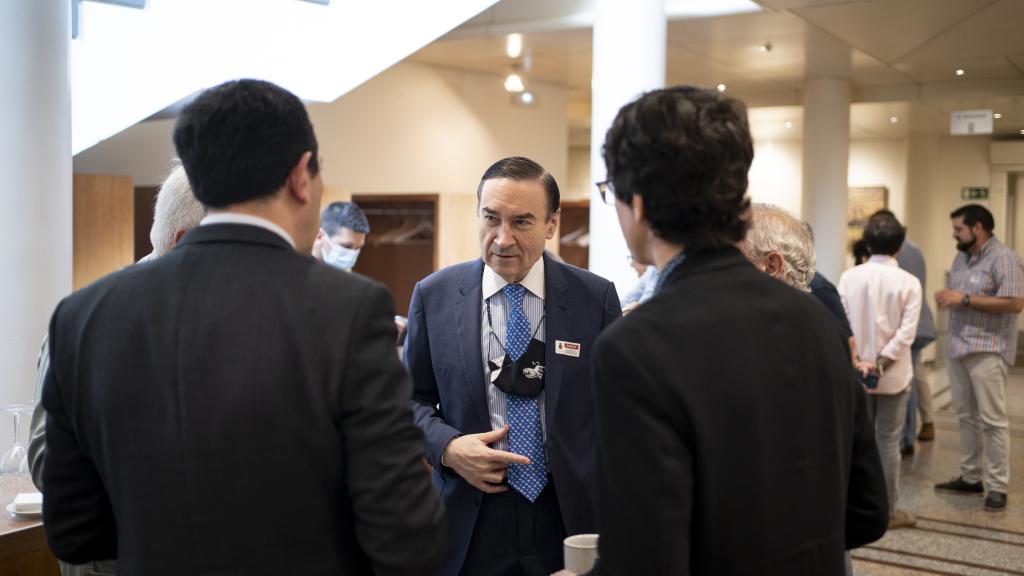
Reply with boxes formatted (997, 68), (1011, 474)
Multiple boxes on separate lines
(406, 156), (621, 576)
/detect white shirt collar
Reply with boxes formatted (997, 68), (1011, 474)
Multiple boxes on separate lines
(201, 213), (296, 249)
(482, 257), (545, 301)
(868, 254), (898, 266)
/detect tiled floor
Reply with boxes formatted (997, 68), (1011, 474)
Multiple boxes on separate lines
(850, 363), (1024, 575)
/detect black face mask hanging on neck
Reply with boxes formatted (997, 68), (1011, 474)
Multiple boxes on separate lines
(487, 337), (546, 397)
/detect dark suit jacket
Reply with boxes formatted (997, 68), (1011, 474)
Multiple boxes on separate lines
(592, 248), (888, 576)
(810, 271), (853, 340)
(42, 224), (446, 576)
(405, 254), (621, 576)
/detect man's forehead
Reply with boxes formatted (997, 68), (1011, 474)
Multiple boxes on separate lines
(479, 178), (549, 216)
(332, 227), (366, 242)
(481, 205), (537, 219)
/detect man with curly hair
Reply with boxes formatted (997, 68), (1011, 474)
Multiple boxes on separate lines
(586, 86), (888, 575)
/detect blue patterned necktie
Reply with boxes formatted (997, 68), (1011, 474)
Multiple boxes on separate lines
(501, 283), (548, 502)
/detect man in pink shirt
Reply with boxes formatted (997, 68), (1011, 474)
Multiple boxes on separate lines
(839, 213), (922, 529)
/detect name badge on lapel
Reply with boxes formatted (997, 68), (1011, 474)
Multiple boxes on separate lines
(555, 340), (581, 358)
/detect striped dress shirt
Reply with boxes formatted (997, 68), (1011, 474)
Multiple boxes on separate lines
(947, 236), (1024, 365)
(480, 260), (547, 453)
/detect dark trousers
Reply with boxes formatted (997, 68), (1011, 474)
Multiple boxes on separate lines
(459, 482), (566, 576)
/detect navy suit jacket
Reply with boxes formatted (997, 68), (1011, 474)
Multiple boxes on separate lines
(405, 254), (621, 576)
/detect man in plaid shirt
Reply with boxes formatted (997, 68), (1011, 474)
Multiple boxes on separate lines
(934, 204), (1024, 512)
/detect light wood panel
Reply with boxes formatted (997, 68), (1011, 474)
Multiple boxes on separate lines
(321, 186), (352, 208)
(73, 174), (135, 290)
(438, 192), (480, 268)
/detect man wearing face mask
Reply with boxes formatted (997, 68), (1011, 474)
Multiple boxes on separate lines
(313, 201), (369, 271)
(405, 156), (621, 576)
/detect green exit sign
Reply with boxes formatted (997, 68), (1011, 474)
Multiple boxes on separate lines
(962, 187), (989, 200)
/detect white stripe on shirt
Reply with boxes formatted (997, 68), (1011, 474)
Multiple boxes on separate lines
(480, 261), (547, 453)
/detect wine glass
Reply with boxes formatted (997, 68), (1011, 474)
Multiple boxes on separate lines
(0, 403), (36, 492)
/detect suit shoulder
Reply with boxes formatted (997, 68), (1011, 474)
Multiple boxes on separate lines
(417, 259), (480, 291)
(553, 260), (614, 295)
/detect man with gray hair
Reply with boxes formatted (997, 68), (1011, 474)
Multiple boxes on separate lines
(144, 162), (207, 260)
(739, 203), (815, 291)
(27, 162), (204, 576)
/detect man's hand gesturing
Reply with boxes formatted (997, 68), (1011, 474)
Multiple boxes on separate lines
(442, 425), (530, 493)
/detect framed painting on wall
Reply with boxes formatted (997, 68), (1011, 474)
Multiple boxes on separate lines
(847, 186), (888, 251)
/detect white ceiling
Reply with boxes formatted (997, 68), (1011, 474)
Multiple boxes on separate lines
(409, 0), (1024, 144)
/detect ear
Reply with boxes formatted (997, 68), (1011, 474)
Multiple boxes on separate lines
(286, 151), (315, 205)
(172, 229), (189, 247)
(630, 194), (645, 225)
(764, 252), (785, 278)
(311, 228), (327, 258)
(546, 207), (561, 240)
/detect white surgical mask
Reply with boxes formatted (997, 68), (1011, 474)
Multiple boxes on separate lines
(323, 239), (360, 271)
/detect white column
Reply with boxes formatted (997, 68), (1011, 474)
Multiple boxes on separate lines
(801, 30), (851, 282)
(588, 0), (665, 292)
(903, 122), (940, 248)
(0, 2), (72, 406)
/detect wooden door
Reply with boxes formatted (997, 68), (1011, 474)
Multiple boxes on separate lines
(558, 200), (589, 269)
(73, 174), (135, 289)
(351, 195), (438, 316)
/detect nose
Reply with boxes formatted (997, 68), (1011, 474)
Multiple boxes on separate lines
(494, 223), (515, 249)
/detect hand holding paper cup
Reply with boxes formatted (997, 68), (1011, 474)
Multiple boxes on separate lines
(563, 534), (599, 574)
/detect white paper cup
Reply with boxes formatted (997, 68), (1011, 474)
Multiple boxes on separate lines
(564, 533), (599, 574)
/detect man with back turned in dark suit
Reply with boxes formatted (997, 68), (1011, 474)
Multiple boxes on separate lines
(40, 79), (445, 576)
(585, 86), (888, 575)
(405, 156), (621, 576)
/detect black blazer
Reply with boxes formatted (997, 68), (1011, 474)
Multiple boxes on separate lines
(592, 248), (888, 576)
(42, 224), (446, 576)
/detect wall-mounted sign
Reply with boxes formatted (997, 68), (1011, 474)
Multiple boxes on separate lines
(962, 186), (989, 200)
(950, 110), (993, 135)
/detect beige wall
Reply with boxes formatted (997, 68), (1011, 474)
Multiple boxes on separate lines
(75, 119), (179, 187)
(749, 140), (803, 214)
(565, 147), (592, 202)
(922, 137), (992, 306)
(72, 61), (569, 270)
(308, 61), (568, 196)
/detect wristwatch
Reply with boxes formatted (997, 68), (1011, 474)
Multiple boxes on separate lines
(962, 294), (971, 307)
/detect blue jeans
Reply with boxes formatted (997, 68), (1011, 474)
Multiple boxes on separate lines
(900, 336), (934, 450)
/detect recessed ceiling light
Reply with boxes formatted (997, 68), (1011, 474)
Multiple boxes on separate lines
(716, 83), (726, 92)
(889, 116), (899, 124)
(519, 91), (535, 105)
(994, 113), (1002, 119)
(955, 68), (966, 76)
(506, 33), (523, 59)
(1019, 129), (1024, 135)
(784, 121), (793, 129)
(504, 73), (525, 93)
(758, 42), (772, 53)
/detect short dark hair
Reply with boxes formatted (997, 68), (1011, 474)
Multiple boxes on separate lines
(951, 204), (995, 232)
(863, 214), (905, 256)
(321, 201), (370, 235)
(173, 79), (320, 208)
(852, 239), (870, 263)
(602, 85), (752, 251)
(476, 156), (560, 218)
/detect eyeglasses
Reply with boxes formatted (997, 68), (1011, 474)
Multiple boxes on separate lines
(595, 180), (616, 205)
